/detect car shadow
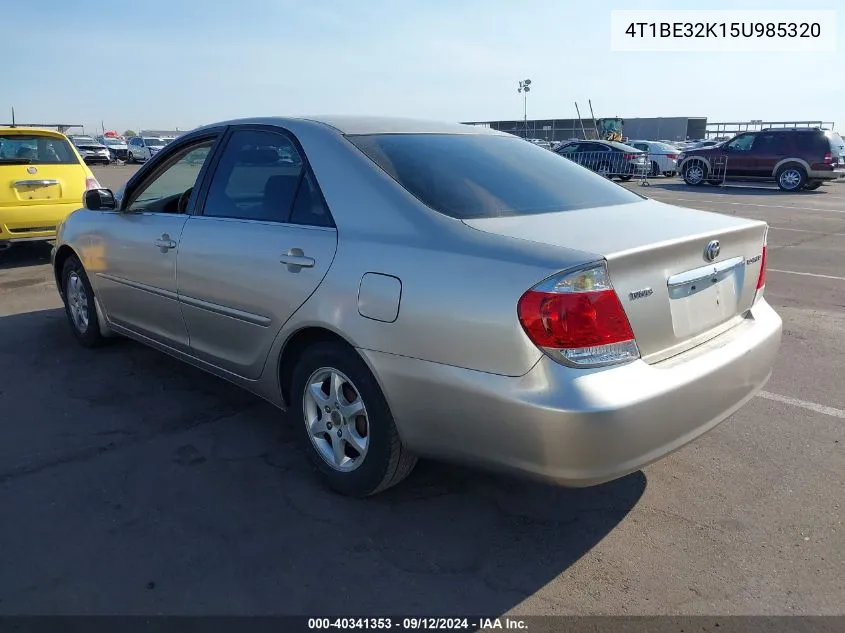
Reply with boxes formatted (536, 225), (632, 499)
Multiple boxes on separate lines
(0, 241), (53, 270)
(0, 308), (646, 616)
(642, 181), (830, 196)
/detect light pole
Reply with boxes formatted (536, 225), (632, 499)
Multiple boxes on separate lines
(517, 79), (531, 138)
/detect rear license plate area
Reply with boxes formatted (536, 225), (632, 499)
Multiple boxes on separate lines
(15, 184), (62, 201)
(667, 256), (744, 338)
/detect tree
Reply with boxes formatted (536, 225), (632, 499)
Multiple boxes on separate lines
(123, 130), (136, 137)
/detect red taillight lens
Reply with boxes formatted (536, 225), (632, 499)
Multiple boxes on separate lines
(667, 154), (677, 159)
(85, 177), (101, 190)
(823, 152), (833, 164)
(623, 153), (636, 160)
(517, 263), (640, 367)
(756, 245), (767, 290)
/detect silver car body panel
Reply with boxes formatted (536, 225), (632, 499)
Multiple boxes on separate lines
(53, 115), (782, 486)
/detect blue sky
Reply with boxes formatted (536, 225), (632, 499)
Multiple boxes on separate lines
(1, 0), (841, 134)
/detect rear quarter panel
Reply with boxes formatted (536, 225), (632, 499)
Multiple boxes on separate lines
(269, 122), (599, 378)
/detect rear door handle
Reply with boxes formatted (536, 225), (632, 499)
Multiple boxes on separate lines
(154, 234), (177, 252)
(280, 248), (315, 270)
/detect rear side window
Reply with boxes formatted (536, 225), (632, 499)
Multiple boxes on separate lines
(202, 129), (308, 223)
(0, 134), (79, 165)
(348, 133), (642, 220)
(794, 132), (829, 154)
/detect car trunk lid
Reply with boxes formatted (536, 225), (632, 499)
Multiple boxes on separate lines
(0, 163), (88, 208)
(463, 198), (767, 362)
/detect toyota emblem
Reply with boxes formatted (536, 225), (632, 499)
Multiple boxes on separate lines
(704, 240), (721, 262)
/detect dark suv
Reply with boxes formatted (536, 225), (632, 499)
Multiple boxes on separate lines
(678, 128), (845, 191)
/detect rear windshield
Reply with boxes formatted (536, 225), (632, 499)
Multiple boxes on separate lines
(0, 134), (79, 165)
(145, 138), (165, 147)
(348, 133), (642, 219)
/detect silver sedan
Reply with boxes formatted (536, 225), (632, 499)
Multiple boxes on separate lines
(51, 117), (782, 496)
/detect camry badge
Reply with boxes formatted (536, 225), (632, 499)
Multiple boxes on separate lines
(27, 166), (37, 174)
(704, 240), (720, 262)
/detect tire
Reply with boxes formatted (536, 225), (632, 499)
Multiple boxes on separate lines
(776, 164), (806, 192)
(290, 342), (417, 496)
(617, 175), (632, 182)
(127, 151), (135, 164)
(804, 180), (823, 191)
(650, 161), (660, 177)
(61, 255), (106, 348)
(683, 161), (707, 186)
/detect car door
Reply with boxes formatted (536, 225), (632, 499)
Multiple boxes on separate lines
(750, 132), (791, 179)
(176, 126), (338, 379)
(721, 133), (757, 178)
(90, 135), (220, 350)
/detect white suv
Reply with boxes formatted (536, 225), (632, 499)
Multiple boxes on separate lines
(126, 136), (166, 163)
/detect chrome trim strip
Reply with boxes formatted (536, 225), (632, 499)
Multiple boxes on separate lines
(667, 256), (744, 288)
(14, 179), (59, 186)
(179, 294), (272, 327)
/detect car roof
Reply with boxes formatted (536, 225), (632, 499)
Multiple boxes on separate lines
(191, 116), (508, 137)
(0, 127), (69, 139)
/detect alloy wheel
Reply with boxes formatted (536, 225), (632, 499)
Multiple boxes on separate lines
(302, 367), (370, 472)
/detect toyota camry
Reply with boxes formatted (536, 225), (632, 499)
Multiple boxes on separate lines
(51, 116), (782, 496)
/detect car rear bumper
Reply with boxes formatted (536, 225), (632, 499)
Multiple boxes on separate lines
(809, 167), (845, 180)
(0, 203), (80, 242)
(363, 299), (782, 486)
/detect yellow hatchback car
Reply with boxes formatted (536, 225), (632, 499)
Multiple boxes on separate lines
(0, 127), (100, 246)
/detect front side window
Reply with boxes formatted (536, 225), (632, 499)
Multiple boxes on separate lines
(0, 134), (79, 165)
(725, 134), (756, 152)
(126, 141), (215, 213)
(349, 133), (642, 220)
(202, 129), (306, 222)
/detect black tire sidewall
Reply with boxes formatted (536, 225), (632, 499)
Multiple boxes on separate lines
(290, 343), (398, 497)
(61, 256), (102, 347)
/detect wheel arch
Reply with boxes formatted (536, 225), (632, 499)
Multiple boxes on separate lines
(52, 244), (78, 300)
(772, 158), (810, 177)
(277, 326), (362, 408)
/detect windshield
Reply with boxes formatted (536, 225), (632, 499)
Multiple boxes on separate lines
(348, 133), (643, 220)
(0, 134), (79, 165)
(103, 138), (124, 146)
(72, 137), (98, 145)
(144, 138), (165, 147)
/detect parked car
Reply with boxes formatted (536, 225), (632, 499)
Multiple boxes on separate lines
(68, 135), (111, 165)
(628, 140), (680, 177)
(126, 136), (166, 163)
(679, 128), (845, 191)
(96, 135), (129, 162)
(0, 127), (100, 247)
(51, 116), (781, 496)
(555, 139), (648, 180)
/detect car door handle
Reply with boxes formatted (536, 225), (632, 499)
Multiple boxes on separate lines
(154, 234), (177, 251)
(280, 248), (315, 270)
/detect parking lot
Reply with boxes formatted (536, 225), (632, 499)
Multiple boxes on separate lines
(1, 164), (843, 616)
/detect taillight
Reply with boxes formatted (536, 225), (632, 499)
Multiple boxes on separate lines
(667, 154), (677, 159)
(623, 153), (636, 160)
(823, 152), (833, 164)
(517, 262), (640, 367)
(754, 234), (767, 304)
(85, 177), (101, 190)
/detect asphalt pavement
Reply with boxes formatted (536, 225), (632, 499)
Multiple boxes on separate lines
(0, 166), (842, 616)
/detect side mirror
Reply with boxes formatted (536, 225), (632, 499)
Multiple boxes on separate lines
(84, 188), (117, 211)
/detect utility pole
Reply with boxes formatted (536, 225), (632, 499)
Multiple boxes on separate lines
(517, 79), (532, 138)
